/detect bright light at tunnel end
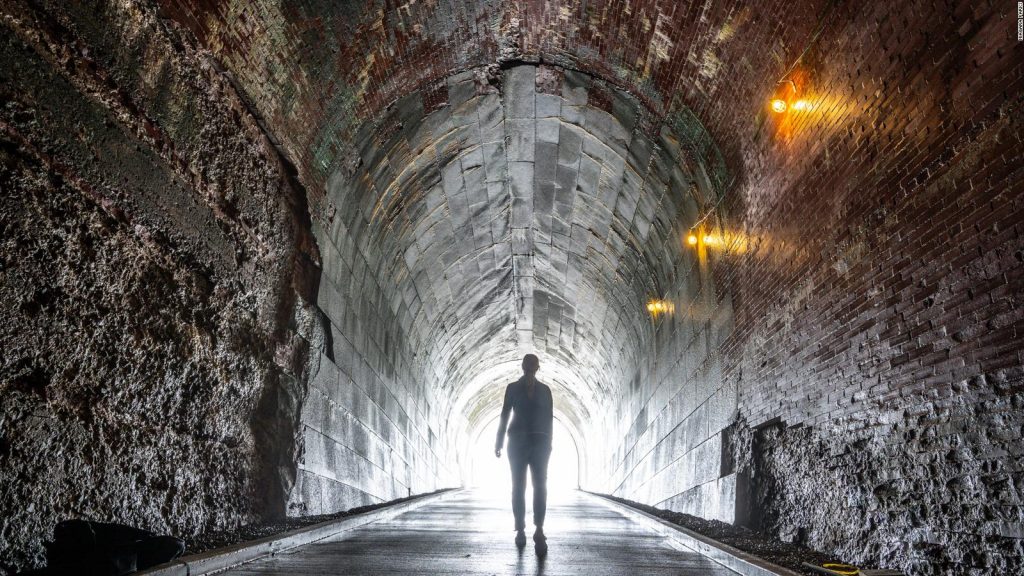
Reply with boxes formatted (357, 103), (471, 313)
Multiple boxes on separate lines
(468, 417), (580, 496)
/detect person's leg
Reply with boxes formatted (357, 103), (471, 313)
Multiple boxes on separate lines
(529, 440), (553, 530)
(507, 437), (528, 532)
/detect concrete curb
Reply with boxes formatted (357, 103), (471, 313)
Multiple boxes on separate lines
(138, 489), (461, 576)
(584, 491), (802, 576)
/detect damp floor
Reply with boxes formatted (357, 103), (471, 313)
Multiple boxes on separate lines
(220, 488), (739, 575)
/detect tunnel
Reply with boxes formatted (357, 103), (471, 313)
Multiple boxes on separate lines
(0, 1), (1022, 575)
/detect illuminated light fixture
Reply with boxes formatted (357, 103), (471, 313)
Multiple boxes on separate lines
(690, 231), (730, 249)
(646, 299), (674, 317)
(769, 79), (797, 114)
(791, 99), (812, 111)
(769, 75), (813, 116)
(701, 233), (722, 248)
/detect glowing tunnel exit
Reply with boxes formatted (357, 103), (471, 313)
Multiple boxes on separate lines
(466, 415), (581, 497)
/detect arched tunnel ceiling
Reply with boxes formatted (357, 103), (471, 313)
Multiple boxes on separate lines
(157, 0), (783, 193)
(156, 0), (758, 441)
(324, 64), (724, 440)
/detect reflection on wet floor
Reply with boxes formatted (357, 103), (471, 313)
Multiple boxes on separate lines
(222, 489), (738, 575)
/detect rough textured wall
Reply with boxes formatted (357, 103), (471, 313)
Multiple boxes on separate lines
(0, 1), (319, 572)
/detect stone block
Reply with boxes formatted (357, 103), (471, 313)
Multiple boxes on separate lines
(557, 124), (584, 164)
(575, 155), (601, 198)
(320, 476), (376, 514)
(537, 93), (562, 118)
(561, 70), (589, 105)
(535, 181), (555, 214)
(708, 381), (738, 434)
(460, 144), (484, 171)
(482, 142), (508, 182)
(293, 471), (324, 516)
(503, 65), (536, 119)
(537, 117), (560, 143)
(535, 141), (559, 183)
(561, 103), (586, 126)
(506, 119), (536, 162)
(511, 197), (533, 229)
(447, 72), (476, 106)
(440, 159), (464, 196)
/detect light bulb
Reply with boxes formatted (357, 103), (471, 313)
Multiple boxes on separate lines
(770, 99), (787, 113)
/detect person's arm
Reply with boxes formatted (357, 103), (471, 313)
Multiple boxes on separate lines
(495, 385), (512, 457)
(544, 385), (554, 434)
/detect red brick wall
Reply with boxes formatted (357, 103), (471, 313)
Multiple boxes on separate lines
(710, 1), (1024, 571)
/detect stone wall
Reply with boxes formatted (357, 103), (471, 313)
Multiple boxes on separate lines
(0, 1), (319, 571)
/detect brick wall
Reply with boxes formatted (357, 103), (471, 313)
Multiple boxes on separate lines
(706, 1), (1024, 572)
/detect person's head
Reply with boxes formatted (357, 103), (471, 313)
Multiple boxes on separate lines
(522, 354), (539, 376)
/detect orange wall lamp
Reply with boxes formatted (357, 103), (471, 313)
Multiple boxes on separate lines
(769, 74), (813, 115)
(646, 299), (674, 318)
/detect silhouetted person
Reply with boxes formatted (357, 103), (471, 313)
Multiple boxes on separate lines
(495, 354), (553, 554)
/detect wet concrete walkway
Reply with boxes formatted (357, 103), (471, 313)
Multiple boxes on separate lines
(221, 489), (739, 575)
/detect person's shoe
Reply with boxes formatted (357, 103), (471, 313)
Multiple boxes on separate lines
(533, 528), (547, 554)
(514, 529), (526, 548)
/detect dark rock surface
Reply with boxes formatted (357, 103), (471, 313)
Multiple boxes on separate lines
(750, 411), (1024, 576)
(0, 1), (319, 572)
